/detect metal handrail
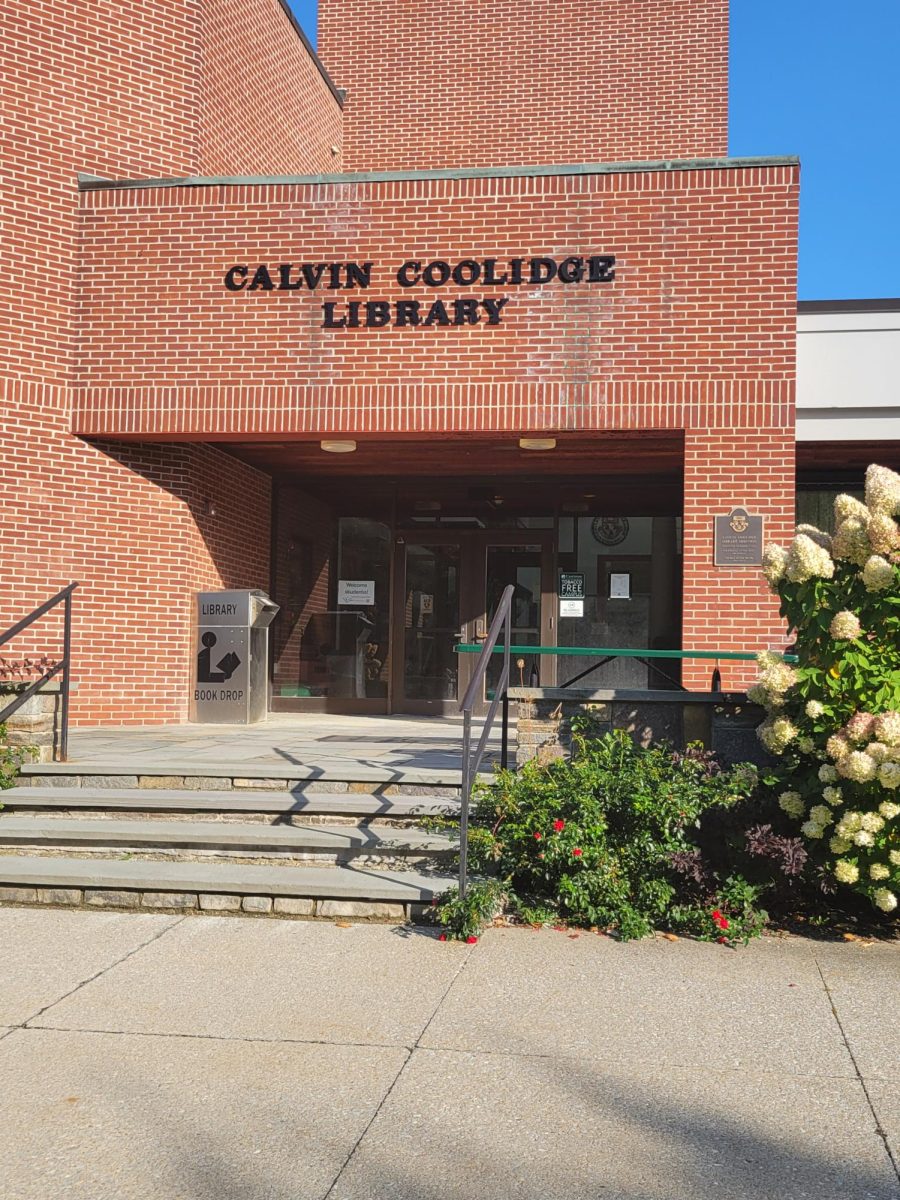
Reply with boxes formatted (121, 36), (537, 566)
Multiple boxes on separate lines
(455, 644), (798, 662)
(458, 583), (514, 899)
(0, 584), (78, 761)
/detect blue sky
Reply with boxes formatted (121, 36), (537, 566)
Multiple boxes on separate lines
(289, 1), (899, 300)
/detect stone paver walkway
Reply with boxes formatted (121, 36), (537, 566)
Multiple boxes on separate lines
(0, 908), (898, 1200)
(63, 713), (503, 775)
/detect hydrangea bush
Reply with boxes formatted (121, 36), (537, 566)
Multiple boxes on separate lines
(753, 464), (900, 916)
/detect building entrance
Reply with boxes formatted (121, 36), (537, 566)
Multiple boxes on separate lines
(393, 530), (554, 715)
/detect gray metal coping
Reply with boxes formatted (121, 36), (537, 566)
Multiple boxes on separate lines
(76, 154), (799, 192)
(0, 816), (456, 853)
(4, 787), (460, 817)
(509, 687), (746, 703)
(0, 855), (448, 901)
(19, 762), (471, 784)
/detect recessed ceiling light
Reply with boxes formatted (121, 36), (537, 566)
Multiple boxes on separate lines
(320, 440), (357, 453)
(518, 437), (557, 451)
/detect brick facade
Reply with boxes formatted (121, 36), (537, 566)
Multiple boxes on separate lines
(319, 0), (728, 171)
(2, 0), (798, 721)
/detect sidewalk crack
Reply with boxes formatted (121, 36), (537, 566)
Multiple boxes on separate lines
(814, 955), (900, 1185)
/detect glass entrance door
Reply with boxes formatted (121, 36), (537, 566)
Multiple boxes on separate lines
(392, 531), (554, 714)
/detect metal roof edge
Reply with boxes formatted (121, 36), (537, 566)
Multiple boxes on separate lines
(77, 155), (800, 192)
(798, 298), (900, 314)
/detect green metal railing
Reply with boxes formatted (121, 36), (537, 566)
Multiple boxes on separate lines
(455, 643), (797, 691)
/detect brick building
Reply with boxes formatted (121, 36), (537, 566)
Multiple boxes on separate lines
(3, 0), (815, 724)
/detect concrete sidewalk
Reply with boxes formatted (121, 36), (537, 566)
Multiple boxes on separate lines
(1, 909), (898, 1200)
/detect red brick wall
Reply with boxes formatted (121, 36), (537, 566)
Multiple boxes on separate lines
(200, 0), (343, 175)
(2, 0), (338, 722)
(74, 163), (797, 436)
(318, 0), (728, 170)
(0, 379), (271, 723)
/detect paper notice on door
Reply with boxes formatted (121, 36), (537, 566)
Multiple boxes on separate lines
(338, 580), (375, 605)
(559, 599), (584, 617)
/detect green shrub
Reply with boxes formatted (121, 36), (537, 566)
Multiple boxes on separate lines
(437, 724), (765, 943)
(0, 721), (34, 791)
(751, 464), (900, 917)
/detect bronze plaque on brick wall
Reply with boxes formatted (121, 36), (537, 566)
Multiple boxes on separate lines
(714, 507), (764, 567)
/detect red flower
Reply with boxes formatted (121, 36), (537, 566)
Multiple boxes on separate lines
(718, 917), (730, 930)
(572, 847), (583, 857)
(438, 933), (447, 942)
(711, 909), (722, 920)
(466, 935), (478, 944)
(553, 819), (566, 832)
(533, 831), (543, 841)
(717, 936), (728, 944)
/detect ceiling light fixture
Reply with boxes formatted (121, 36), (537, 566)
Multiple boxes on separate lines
(518, 437), (557, 451)
(320, 440), (357, 453)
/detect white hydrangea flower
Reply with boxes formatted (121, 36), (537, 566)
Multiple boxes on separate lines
(865, 742), (891, 764)
(854, 830), (875, 848)
(809, 804), (834, 827)
(758, 717), (798, 755)
(833, 517), (871, 566)
(834, 494), (870, 524)
(870, 863), (891, 881)
(797, 737), (815, 754)
(877, 762), (900, 790)
(785, 534), (835, 583)
(827, 733), (851, 761)
(890, 850), (900, 867)
(838, 750), (878, 783)
(759, 661), (797, 697)
(746, 683), (770, 707)
(822, 786), (842, 805)
(761, 544), (789, 589)
(834, 859), (860, 884)
(844, 712), (876, 743)
(865, 464), (900, 516)
(878, 801), (900, 820)
(836, 811), (863, 836)
(867, 511), (900, 555)
(873, 888), (898, 913)
(778, 791), (805, 818)
(862, 555), (894, 592)
(860, 812), (885, 834)
(874, 711), (900, 747)
(818, 763), (838, 782)
(829, 611), (862, 640)
(830, 836), (852, 854)
(802, 821), (825, 839)
(807, 700), (826, 720)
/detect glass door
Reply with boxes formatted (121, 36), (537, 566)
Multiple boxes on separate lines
(392, 536), (464, 714)
(391, 530), (554, 714)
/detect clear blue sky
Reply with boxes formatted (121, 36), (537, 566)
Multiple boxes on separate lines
(288, 0), (899, 300)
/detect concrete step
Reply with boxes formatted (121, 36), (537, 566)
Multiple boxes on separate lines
(19, 762), (469, 791)
(0, 854), (448, 905)
(0, 816), (456, 856)
(4, 786), (460, 818)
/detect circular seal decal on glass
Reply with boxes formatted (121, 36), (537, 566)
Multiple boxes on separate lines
(591, 516), (630, 546)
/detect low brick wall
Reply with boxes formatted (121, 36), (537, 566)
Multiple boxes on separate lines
(510, 688), (768, 769)
(1, 683), (62, 763)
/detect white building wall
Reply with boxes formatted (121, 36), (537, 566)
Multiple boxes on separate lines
(797, 303), (900, 441)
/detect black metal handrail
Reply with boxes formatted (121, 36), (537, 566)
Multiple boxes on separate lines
(0, 584), (78, 761)
(458, 583), (514, 899)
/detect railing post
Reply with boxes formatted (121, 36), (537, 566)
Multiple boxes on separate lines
(459, 709), (472, 899)
(500, 605), (511, 770)
(59, 587), (73, 762)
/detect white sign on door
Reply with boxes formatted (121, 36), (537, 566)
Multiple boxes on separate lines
(337, 580), (375, 605)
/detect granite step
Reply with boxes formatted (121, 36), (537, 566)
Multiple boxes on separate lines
(0, 854), (448, 904)
(0, 815), (456, 856)
(3, 787), (460, 819)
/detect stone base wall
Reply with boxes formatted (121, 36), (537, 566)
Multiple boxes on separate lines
(512, 688), (769, 769)
(1, 685), (62, 763)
